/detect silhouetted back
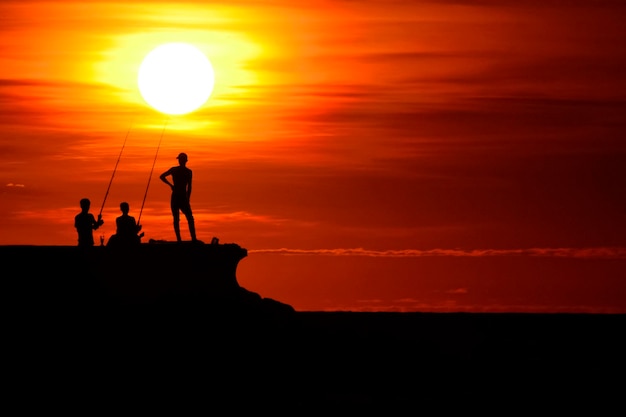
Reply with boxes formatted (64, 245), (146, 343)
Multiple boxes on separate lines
(107, 202), (142, 248)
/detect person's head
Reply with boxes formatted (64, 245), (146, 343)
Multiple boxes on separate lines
(80, 198), (90, 211)
(176, 152), (188, 165)
(120, 202), (129, 214)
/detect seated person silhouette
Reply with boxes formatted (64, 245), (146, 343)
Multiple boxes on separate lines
(107, 202), (143, 248)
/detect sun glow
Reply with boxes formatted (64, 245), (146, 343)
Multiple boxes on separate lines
(138, 42), (215, 115)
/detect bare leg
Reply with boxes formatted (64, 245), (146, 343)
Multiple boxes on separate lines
(188, 217), (197, 241)
(172, 200), (182, 242)
(173, 220), (181, 242)
(181, 206), (196, 242)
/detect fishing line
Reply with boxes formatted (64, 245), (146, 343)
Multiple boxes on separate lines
(137, 116), (170, 226)
(99, 116), (136, 218)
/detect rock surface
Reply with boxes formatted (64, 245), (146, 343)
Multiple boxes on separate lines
(2, 241), (295, 318)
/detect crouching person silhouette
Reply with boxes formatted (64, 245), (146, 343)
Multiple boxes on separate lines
(107, 201), (143, 248)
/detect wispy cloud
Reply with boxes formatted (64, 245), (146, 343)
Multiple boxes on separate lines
(248, 247), (626, 259)
(330, 301), (625, 314)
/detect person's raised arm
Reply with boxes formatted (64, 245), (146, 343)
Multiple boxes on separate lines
(94, 214), (104, 229)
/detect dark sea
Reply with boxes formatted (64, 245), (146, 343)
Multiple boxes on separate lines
(7, 301), (625, 412)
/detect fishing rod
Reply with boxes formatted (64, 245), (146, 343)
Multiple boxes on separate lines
(99, 118), (135, 218)
(137, 116), (169, 227)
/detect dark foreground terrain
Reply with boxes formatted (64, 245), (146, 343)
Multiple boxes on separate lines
(6, 308), (625, 413)
(2, 245), (623, 412)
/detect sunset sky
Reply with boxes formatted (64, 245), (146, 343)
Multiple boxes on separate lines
(1, 0), (625, 313)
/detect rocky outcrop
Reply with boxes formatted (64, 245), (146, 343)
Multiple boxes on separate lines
(1, 241), (295, 320)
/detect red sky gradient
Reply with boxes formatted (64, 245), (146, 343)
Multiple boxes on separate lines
(1, 1), (625, 313)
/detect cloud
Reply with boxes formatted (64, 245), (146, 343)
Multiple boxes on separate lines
(335, 302), (625, 314)
(248, 247), (626, 259)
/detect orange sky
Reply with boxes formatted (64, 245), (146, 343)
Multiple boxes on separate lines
(1, 1), (625, 313)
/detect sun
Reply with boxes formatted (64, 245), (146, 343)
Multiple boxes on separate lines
(138, 42), (215, 115)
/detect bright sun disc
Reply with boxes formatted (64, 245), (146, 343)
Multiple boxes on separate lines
(138, 42), (215, 115)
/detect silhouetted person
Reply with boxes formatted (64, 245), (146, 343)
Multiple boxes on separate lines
(107, 201), (143, 247)
(159, 152), (197, 242)
(74, 198), (104, 247)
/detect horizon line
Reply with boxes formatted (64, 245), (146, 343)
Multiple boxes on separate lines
(247, 247), (626, 259)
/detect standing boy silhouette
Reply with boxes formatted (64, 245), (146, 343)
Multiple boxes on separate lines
(74, 198), (104, 247)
